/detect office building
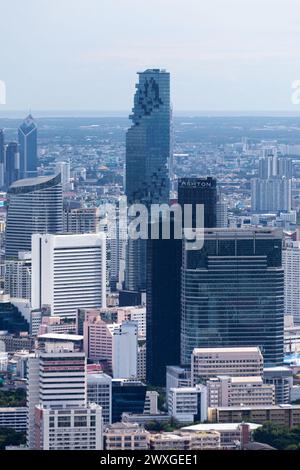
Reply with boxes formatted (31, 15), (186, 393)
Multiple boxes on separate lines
(181, 229), (284, 366)
(207, 376), (275, 408)
(112, 379), (146, 423)
(0, 129), (4, 187)
(18, 114), (37, 178)
(251, 177), (292, 213)
(4, 142), (19, 188)
(0, 407), (27, 432)
(63, 207), (100, 234)
(104, 422), (149, 450)
(26, 333), (86, 448)
(208, 404), (300, 428)
(146, 218), (182, 386)
(34, 403), (102, 450)
(191, 347), (264, 385)
(55, 161), (71, 190)
(5, 174), (63, 259)
(166, 366), (192, 398)
(263, 366), (293, 404)
(177, 177), (217, 228)
(5, 251), (31, 301)
(125, 69), (171, 292)
(283, 240), (300, 324)
(83, 311), (137, 378)
(31, 233), (106, 317)
(144, 390), (159, 414)
(87, 372), (112, 425)
(168, 385), (207, 424)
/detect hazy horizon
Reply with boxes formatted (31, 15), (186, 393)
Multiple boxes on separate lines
(1, 0), (300, 113)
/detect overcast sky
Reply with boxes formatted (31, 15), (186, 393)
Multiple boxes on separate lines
(1, 0), (300, 113)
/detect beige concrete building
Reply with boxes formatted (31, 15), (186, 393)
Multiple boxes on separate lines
(207, 376), (275, 408)
(192, 347), (264, 385)
(208, 404), (300, 428)
(149, 431), (221, 450)
(104, 422), (149, 450)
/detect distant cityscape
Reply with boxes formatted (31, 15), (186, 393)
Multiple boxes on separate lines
(1, 69), (300, 452)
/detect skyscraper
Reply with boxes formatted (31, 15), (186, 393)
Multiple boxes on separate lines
(181, 228), (284, 366)
(125, 69), (171, 292)
(31, 233), (106, 317)
(27, 333), (103, 450)
(5, 174), (63, 258)
(4, 142), (20, 188)
(146, 217), (182, 386)
(283, 239), (300, 324)
(178, 177), (217, 228)
(146, 177), (218, 386)
(0, 129), (4, 187)
(18, 114), (38, 178)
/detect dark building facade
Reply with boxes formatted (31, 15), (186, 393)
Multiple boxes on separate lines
(111, 379), (146, 423)
(178, 177), (217, 229)
(146, 218), (182, 386)
(181, 228), (284, 366)
(5, 142), (19, 189)
(18, 114), (37, 178)
(125, 69), (171, 293)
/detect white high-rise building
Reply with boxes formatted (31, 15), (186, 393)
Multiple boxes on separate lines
(27, 333), (103, 450)
(31, 233), (106, 317)
(5, 251), (31, 300)
(283, 240), (300, 324)
(55, 161), (71, 191)
(108, 321), (138, 379)
(27, 334), (87, 448)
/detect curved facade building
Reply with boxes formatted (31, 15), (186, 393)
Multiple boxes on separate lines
(181, 228), (284, 367)
(5, 174), (63, 258)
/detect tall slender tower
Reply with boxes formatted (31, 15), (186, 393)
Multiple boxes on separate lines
(18, 114), (37, 178)
(125, 69), (171, 292)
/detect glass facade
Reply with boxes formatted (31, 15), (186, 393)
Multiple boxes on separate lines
(18, 114), (37, 178)
(181, 229), (284, 366)
(5, 174), (63, 258)
(146, 218), (182, 386)
(111, 380), (146, 423)
(125, 69), (171, 292)
(178, 177), (217, 228)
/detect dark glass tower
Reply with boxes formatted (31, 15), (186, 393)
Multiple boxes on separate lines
(5, 174), (63, 259)
(178, 177), (217, 228)
(125, 69), (171, 292)
(146, 217), (182, 386)
(18, 114), (37, 178)
(5, 142), (19, 189)
(181, 228), (284, 366)
(0, 129), (4, 187)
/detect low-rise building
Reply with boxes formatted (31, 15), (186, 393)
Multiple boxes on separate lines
(104, 422), (149, 450)
(34, 404), (103, 450)
(180, 422), (261, 450)
(0, 407), (27, 432)
(208, 404), (300, 428)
